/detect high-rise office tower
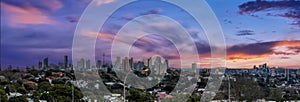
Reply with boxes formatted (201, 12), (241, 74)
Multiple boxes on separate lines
(103, 53), (105, 64)
(129, 57), (133, 69)
(155, 56), (162, 75)
(297, 69), (300, 76)
(43, 57), (49, 68)
(64, 56), (68, 68)
(77, 58), (85, 69)
(262, 63), (267, 69)
(287, 68), (289, 81)
(192, 63), (197, 73)
(161, 61), (167, 74)
(86, 59), (91, 69)
(96, 60), (102, 69)
(38, 61), (43, 69)
(148, 57), (153, 71)
(123, 57), (130, 71)
(165, 60), (169, 69)
(114, 57), (121, 71)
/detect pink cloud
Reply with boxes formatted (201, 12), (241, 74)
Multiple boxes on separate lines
(40, 0), (63, 12)
(95, 0), (116, 6)
(83, 30), (115, 41)
(1, 2), (59, 26)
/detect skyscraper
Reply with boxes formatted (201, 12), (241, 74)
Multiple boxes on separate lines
(297, 69), (300, 76)
(123, 57), (130, 71)
(148, 57), (153, 71)
(43, 57), (49, 69)
(86, 59), (91, 69)
(114, 57), (121, 71)
(165, 60), (169, 69)
(77, 58), (85, 70)
(64, 56), (68, 68)
(129, 57), (133, 69)
(192, 63), (197, 73)
(161, 60), (167, 74)
(96, 60), (102, 69)
(103, 53), (105, 64)
(155, 56), (162, 75)
(38, 61), (43, 69)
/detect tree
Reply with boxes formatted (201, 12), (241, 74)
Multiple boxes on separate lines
(48, 84), (83, 102)
(267, 89), (284, 101)
(8, 96), (28, 102)
(38, 81), (52, 92)
(126, 88), (155, 102)
(0, 89), (8, 102)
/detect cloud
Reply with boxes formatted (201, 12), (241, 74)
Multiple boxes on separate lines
(95, 0), (116, 6)
(66, 16), (79, 23)
(227, 40), (300, 60)
(236, 30), (255, 36)
(280, 57), (290, 59)
(142, 8), (162, 15)
(121, 14), (135, 21)
(239, 0), (300, 27)
(39, 0), (63, 12)
(1, 2), (58, 26)
(82, 30), (115, 42)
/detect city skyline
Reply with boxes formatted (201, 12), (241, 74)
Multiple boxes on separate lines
(1, 0), (300, 68)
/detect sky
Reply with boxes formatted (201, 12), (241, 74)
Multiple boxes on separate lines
(1, 0), (300, 68)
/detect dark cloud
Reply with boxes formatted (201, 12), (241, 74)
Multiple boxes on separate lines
(194, 41), (211, 54)
(227, 40), (300, 60)
(245, 37), (262, 43)
(280, 57), (290, 59)
(288, 46), (300, 54)
(228, 41), (275, 55)
(132, 35), (174, 53)
(66, 16), (79, 23)
(162, 55), (180, 60)
(223, 19), (232, 24)
(239, 0), (300, 27)
(100, 24), (122, 34)
(236, 30), (255, 36)
(1, 0), (62, 13)
(142, 8), (162, 15)
(120, 14), (135, 21)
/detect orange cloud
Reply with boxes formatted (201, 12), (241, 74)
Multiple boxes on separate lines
(225, 40), (300, 68)
(83, 30), (115, 41)
(274, 40), (300, 47)
(1, 2), (58, 26)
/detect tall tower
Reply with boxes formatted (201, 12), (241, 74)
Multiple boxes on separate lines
(38, 61), (43, 69)
(155, 56), (162, 75)
(129, 57), (133, 69)
(165, 60), (169, 69)
(43, 57), (49, 69)
(64, 56), (68, 68)
(123, 57), (130, 71)
(192, 63), (197, 73)
(102, 53), (105, 65)
(114, 57), (121, 71)
(148, 57), (152, 71)
(97, 60), (102, 69)
(287, 68), (289, 81)
(86, 60), (91, 69)
(78, 58), (85, 69)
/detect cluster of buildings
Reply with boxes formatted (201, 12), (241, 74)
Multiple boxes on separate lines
(113, 56), (170, 75)
(226, 63), (300, 88)
(38, 56), (72, 70)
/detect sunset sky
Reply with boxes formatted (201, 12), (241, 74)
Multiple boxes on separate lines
(1, 0), (300, 68)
